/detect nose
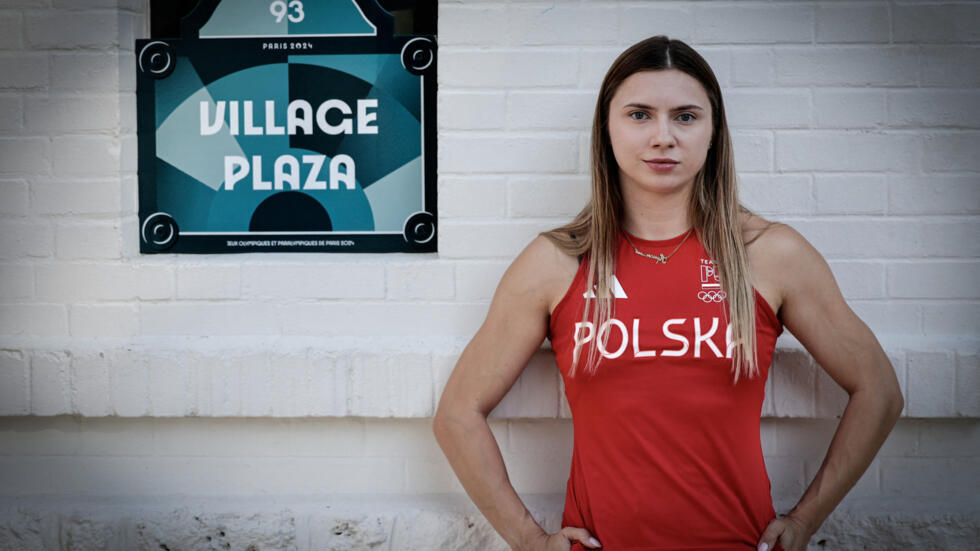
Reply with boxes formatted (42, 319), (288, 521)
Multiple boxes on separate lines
(648, 116), (676, 149)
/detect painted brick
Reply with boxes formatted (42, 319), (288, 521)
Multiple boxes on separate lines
(812, 89), (886, 129)
(140, 302), (280, 336)
(51, 53), (119, 92)
(922, 303), (978, 336)
(888, 90), (980, 129)
(109, 348), (147, 417)
(438, 176), (507, 218)
(288, 417), (363, 459)
(241, 263), (385, 299)
(386, 261), (455, 300)
(70, 351), (111, 416)
(439, 221), (554, 259)
(349, 352), (432, 417)
(455, 261), (509, 301)
(440, 133), (577, 173)
(578, 48), (621, 90)
(307, 352), (349, 417)
(771, 348), (815, 417)
(506, 5), (617, 46)
(507, 175), (589, 218)
(51, 136), (120, 177)
(0, 350), (29, 415)
(25, 94), (121, 132)
(777, 131), (918, 172)
(147, 354), (191, 417)
(816, 3), (890, 43)
(437, 5), (508, 46)
(439, 49), (578, 88)
(0, 303), (68, 336)
(775, 46), (918, 86)
(208, 353), (243, 417)
(36, 263), (173, 301)
(31, 179), (122, 215)
(0, 263), (33, 299)
(731, 48), (774, 86)
(730, 131), (772, 172)
(906, 351), (956, 417)
(954, 353), (979, 417)
(0, 13), (22, 50)
(152, 418), (289, 457)
(826, 261), (886, 300)
(176, 264), (241, 299)
(725, 90), (809, 129)
(789, 219), (980, 259)
(739, 174), (812, 215)
(24, 12), (119, 49)
(881, 457), (980, 498)
(55, 220), (123, 259)
(849, 301), (922, 335)
(0, 95), (23, 131)
(489, 350), (559, 419)
(29, 351), (71, 416)
(619, 6), (694, 47)
(814, 174), (887, 215)
(267, 354), (318, 417)
(695, 4), (812, 43)
(438, 91), (506, 129)
(69, 303), (139, 338)
(0, 137), (48, 175)
(281, 302), (487, 337)
(507, 91), (596, 130)
(917, 418), (979, 456)
(894, 3), (980, 43)
(888, 175), (978, 215)
(887, 262), (979, 299)
(0, 54), (48, 90)
(920, 46), (980, 87)
(923, 132), (980, 172)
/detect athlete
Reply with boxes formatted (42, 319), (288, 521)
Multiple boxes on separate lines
(432, 36), (903, 551)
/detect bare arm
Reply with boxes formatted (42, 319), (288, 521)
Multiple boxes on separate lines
(432, 236), (592, 551)
(754, 224), (904, 549)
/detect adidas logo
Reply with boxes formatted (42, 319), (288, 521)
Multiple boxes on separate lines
(583, 275), (628, 299)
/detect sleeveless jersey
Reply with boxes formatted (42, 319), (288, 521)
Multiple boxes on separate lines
(547, 228), (785, 551)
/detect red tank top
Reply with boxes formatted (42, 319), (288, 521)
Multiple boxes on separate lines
(548, 228), (785, 551)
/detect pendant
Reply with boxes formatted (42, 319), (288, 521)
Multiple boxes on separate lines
(652, 253), (667, 263)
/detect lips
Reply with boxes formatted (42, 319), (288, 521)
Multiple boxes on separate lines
(645, 158), (678, 164)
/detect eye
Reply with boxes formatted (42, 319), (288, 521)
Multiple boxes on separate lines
(628, 111), (649, 120)
(678, 112), (696, 122)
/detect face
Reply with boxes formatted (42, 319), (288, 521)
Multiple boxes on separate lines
(606, 69), (714, 197)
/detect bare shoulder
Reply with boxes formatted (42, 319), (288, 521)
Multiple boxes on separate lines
(739, 212), (818, 315)
(501, 234), (581, 316)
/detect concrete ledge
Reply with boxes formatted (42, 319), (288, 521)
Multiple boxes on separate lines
(1, 335), (977, 419)
(1, 495), (977, 550)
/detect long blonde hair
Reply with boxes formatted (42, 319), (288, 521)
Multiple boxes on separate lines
(542, 35), (771, 385)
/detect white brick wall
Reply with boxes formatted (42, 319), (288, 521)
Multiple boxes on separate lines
(0, 0), (977, 548)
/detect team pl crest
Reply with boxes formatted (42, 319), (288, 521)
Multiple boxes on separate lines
(135, 0), (437, 253)
(698, 258), (727, 303)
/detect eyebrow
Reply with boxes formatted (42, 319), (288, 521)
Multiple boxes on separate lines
(623, 103), (705, 111)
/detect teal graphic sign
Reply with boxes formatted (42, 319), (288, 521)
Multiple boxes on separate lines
(136, 0), (437, 253)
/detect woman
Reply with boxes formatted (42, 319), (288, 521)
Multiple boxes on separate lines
(433, 36), (903, 551)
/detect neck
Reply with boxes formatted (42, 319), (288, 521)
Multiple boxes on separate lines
(619, 182), (693, 240)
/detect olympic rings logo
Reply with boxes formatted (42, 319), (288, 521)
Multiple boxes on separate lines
(698, 290), (727, 303)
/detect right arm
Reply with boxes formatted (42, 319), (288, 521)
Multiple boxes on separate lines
(432, 235), (599, 551)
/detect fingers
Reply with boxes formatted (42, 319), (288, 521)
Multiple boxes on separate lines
(561, 526), (602, 548)
(756, 518), (784, 551)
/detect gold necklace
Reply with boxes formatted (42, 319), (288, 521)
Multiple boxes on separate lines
(622, 228), (693, 264)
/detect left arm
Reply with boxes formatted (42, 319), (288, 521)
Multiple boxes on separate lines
(753, 224), (904, 551)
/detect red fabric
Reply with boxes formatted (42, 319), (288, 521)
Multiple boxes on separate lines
(548, 229), (786, 551)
